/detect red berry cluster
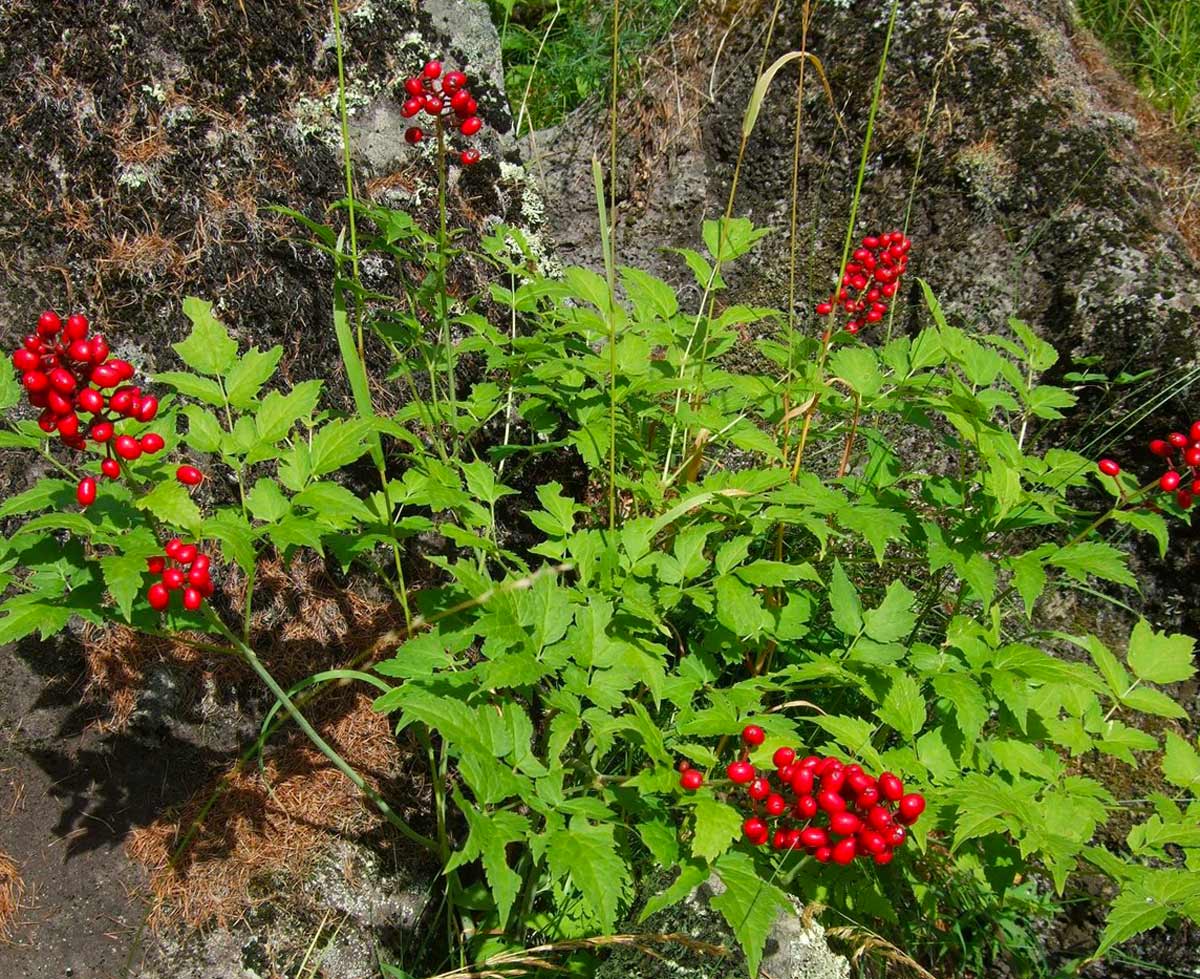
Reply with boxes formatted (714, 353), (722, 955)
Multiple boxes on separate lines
(1097, 419), (1200, 510)
(145, 538), (214, 612)
(401, 60), (484, 166)
(9, 309), (206, 508)
(679, 725), (926, 866)
(815, 231), (912, 335)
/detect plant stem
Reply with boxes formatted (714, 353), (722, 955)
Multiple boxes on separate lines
(437, 118), (456, 451)
(206, 610), (437, 852)
(331, 0), (364, 362)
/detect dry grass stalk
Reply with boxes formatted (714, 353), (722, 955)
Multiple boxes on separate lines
(0, 852), (25, 941)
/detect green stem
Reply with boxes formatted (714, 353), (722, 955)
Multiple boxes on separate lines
(206, 609), (437, 853)
(437, 118), (456, 450)
(331, 0), (364, 362)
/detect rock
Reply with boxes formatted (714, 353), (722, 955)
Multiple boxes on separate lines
(528, 0), (1200, 630)
(595, 872), (848, 979)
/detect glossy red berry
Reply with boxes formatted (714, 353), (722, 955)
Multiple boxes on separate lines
(771, 746), (796, 768)
(442, 70), (467, 93)
(741, 724), (765, 746)
(829, 811), (861, 835)
(192, 554), (211, 574)
(405, 127), (424, 145)
(38, 310), (62, 334)
(1098, 459), (1120, 477)
(147, 556), (166, 574)
(747, 777), (770, 801)
(115, 435), (141, 460)
(897, 793), (926, 823)
(727, 761), (755, 784)
(450, 89), (471, 113)
(1161, 471), (1182, 492)
(65, 313), (88, 339)
(764, 793), (786, 816)
(742, 816), (767, 842)
(402, 97), (423, 118)
(140, 432), (165, 454)
(163, 568), (185, 590)
(817, 790), (847, 813)
(831, 837), (857, 865)
(460, 116), (482, 136)
(13, 348), (39, 371)
(423, 60), (442, 79)
(147, 582), (170, 611)
(795, 794), (818, 819)
(91, 421), (114, 443)
(1169, 431), (1189, 448)
(177, 465), (204, 486)
(175, 544), (198, 565)
(404, 77), (424, 97)
(1176, 490), (1194, 509)
(1191, 420), (1200, 443)
(137, 396), (158, 422)
(165, 537), (183, 558)
(100, 457), (121, 478)
(22, 370), (49, 393)
(76, 477), (96, 507)
(460, 148), (481, 166)
(878, 772), (903, 801)
(680, 768), (704, 791)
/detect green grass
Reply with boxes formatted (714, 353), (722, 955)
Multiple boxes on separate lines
(487, 0), (691, 133)
(1076, 0), (1200, 133)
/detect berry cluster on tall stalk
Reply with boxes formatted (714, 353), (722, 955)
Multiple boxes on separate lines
(815, 230), (912, 334)
(145, 538), (214, 613)
(1098, 418), (1200, 510)
(679, 726), (925, 866)
(401, 59), (485, 166)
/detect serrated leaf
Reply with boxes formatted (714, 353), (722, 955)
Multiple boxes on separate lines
(0, 362), (21, 410)
(153, 371), (226, 407)
(0, 479), (73, 518)
(711, 851), (792, 978)
(1048, 541), (1136, 589)
(863, 581), (916, 642)
(135, 480), (203, 534)
(183, 406), (225, 453)
(1008, 552), (1047, 617)
(1162, 733), (1200, 791)
(526, 481), (582, 538)
(691, 798), (742, 862)
(174, 298), (239, 375)
(715, 575), (770, 638)
(1127, 619), (1195, 685)
(309, 418), (374, 476)
(225, 345), (282, 408)
(880, 670), (926, 740)
(257, 379), (323, 442)
(0, 597), (73, 643)
(545, 821), (631, 933)
(830, 345), (882, 398)
(203, 509), (257, 574)
(269, 516), (326, 556)
(1111, 508), (1169, 559)
(640, 859), (708, 922)
(828, 560), (863, 636)
(1120, 685), (1187, 719)
(246, 478), (292, 523)
(459, 460), (517, 507)
(447, 791), (527, 928)
(1095, 871), (1200, 958)
(293, 481), (375, 526)
(101, 551), (150, 620)
(932, 672), (989, 742)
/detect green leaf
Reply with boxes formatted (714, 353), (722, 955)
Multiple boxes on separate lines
(0, 479), (73, 519)
(460, 460), (517, 507)
(447, 791), (527, 929)
(1127, 619), (1195, 685)
(711, 851), (792, 978)
(1162, 733), (1200, 792)
(526, 482), (582, 538)
(830, 346), (882, 398)
(1095, 871), (1200, 958)
(135, 480), (203, 534)
(257, 380), (323, 442)
(1008, 552), (1047, 617)
(691, 798), (743, 862)
(828, 560), (863, 636)
(863, 581), (916, 642)
(1025, 385), (1077, 420)
(715, 575), (770, 638)
(879, 670), (926, 740)
(309, 418), (374, 476)
(1111, 509), (1169, 559)
(640, 860), (708, 922)
(0, 361), (21, 410)
(152, 371), (226, 407)
(1120, 685), (1187, 719)
(174, 297), (239, 375)
(545, 821), (631, 933)
(100, 551), (151, 620)
(224, 345), (282, 408)
(1048, 541), (1136, 589)
(0, 596), (73, 643)
(183, 406), (225, 453)
(246, 478), (292, 523)
(293, 481), (376, 526)
(203, 509), (257, 574)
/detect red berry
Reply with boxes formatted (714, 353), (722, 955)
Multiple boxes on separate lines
(76, 477), (96, 507)
(423, 60), (442, 79)
(22, 370), (49, 393)
(423, 93), (442, 115)
(109, 387), (134, 415)
(100, 457), (121, 478)
(741, 724), (765, 746)
(109, 360), (134, 381)
(46, 389), (72, 415)
(747, 777), (770, 801)
(163, 568), (185, 590)
(404, 77), (424, 97)
(820, 766), (846, 792)
(460, 116), (482, 136)
(404, 127), (424, 145)
(680, 768), (704, 791)
(1191, 421), (1200, 443)
(742, 817), (767, 842)
(460, 148), (481, 166)
(1098, 458), (1120, 477)
(65, 313), (88, 339)
(1176, 490), (1194, 509)
(817, 790), (846, 813)
(887, 825), (907, 847)
(115, 435), (141, 460)
(401, 97), (423, 118)
(175, 544), (198, 565)
(831, 838), (857, 865)
(56, 413), (80, 438)
(799, 826), (828, 849)
(1161, 471), (1182, 492)
(192, 554), (211, 574)
(140, 432), (165, 454)
(764, 794), (786, 816)
(177, 465), (204, 486)
(37, 310), (62, 334)
(830, 811), (861, 835)
(791, 766), (814, 794)
(91, 421), (114, 443)
(878, 772), (903, 801)
(13, 348), (39, 371)
(795, 794), (818, 819)
(856, 786), (880, 809)
(726, 761), (755, 784)
(147, 556), (166, 574)
(68, 339), (92, 362)
(867, 805), (893, 830)
(89, 336), (109, 363)
(77, 388), (104, 414)
(815, 302), (833, 316)
(771, 746), (795, 768)
(165, 537), (183, 558)
(1186, 447), (1200, 467)
(90, 364), (119, 388)
(137, 396), (158, 422)
(450, 89), (471, 113)
(897, 793), (926, 824)
(873, 850), (894, 865)
(147, 582), (170, 611)
(443, 70), (467, 93)
(777, 763), (796, 784)
(1169, 431), (1189, 448)
(814, 846), (832, 863)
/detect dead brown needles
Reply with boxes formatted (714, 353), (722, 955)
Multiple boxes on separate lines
(0, 851), (25, 941)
